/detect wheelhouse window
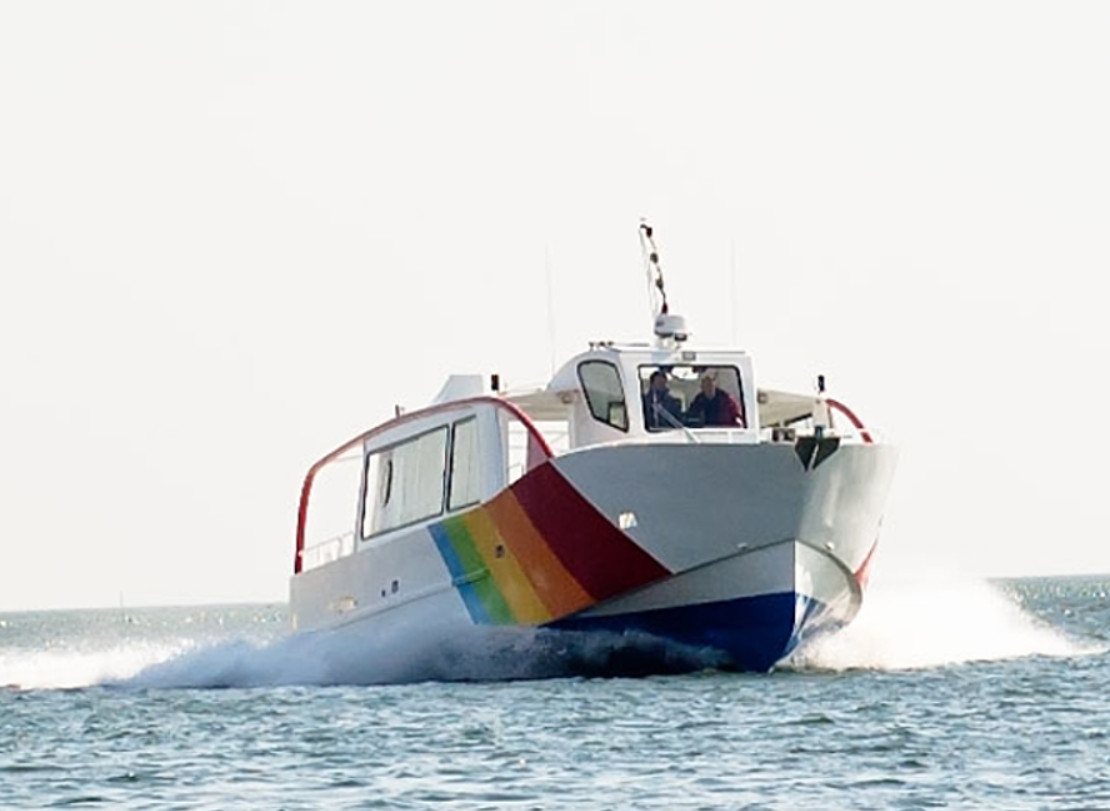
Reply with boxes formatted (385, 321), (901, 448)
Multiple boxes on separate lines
(361, 426), (448, 538)
(577, 360), (628, 431)
(448, 417), (481, 511)
(638, 365), (747, 430)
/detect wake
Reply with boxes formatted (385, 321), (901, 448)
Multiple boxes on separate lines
(113, 625), (729, 689)
(3, 572), (1100, 690)
(0, 623), (727, 691)
(788, 571), (1100, 672)
(0, 640), (187, 691)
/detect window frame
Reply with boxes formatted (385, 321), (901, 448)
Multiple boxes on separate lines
(576, 359), (630, 433)
(360, 424), (449, 540)
(447, 416), (482, 513)
(636, 363), (748, 431)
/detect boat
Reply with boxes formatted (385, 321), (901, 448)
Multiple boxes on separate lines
(289, 224), (897, 673)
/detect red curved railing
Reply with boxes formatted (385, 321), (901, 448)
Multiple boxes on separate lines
(294, 396), (554, 574)
(825, 398), (874, 444)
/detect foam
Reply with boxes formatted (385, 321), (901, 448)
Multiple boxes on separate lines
(3, 570), (1099, 690)
(113, 623), (728, 689)
(0, 641), (190, 691)
(788, 571), (1098, 672)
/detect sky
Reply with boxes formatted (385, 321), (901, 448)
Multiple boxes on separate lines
(2, 2), (1109, 611)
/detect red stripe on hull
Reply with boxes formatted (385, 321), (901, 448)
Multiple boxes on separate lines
(509, 462), (670, 600)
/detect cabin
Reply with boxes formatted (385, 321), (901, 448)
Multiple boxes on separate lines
(293, 329), (842, 581)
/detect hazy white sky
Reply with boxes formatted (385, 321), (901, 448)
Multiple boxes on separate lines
(2, 2), (1108, 610)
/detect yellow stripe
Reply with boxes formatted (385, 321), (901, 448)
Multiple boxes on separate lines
(484, 490), (593, 620)
(461, 507), (552, 624)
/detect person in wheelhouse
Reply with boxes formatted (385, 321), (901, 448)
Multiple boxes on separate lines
(642, 369), (683, 429)
(640, 366), (746, 430)
(686, 372), (745, 427)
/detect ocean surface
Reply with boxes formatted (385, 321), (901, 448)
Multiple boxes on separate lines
(2, 574), (1108, 810)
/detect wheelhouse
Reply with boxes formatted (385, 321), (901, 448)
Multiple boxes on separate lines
(506, 344), (760, 448)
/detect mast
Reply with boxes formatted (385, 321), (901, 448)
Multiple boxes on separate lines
(638, 220), (689, 347)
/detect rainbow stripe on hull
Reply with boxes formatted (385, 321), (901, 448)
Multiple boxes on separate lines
(427, 461), (859, 671)
(429, 462), (670, 625)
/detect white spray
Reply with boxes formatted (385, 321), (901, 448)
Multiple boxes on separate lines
(789, 565), (1097, 672)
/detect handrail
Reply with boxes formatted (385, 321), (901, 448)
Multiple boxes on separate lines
(825, 398), (874, 444)
(294, 396), (554, 574)
(299, 530), (356, 570)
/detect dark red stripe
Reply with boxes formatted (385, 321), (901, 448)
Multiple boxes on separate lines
(509, 463), (670, 600)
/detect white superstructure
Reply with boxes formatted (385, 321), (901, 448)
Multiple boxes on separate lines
(289, 225), (896, 672)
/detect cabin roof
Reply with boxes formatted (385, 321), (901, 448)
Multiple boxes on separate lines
(756, 389), (820, 426)
(504, 387), (571, 420)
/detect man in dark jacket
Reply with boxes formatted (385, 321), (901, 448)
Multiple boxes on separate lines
(687, 374), (744, 427)
(642, 370), (683, 430)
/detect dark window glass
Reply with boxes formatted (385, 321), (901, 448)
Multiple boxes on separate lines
(638, 365), (746, 429)
(577, 360), (628, 431)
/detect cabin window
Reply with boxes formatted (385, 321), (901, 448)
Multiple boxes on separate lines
(299, 447), (363, 571)
(448, 417), (481, 511)
(638, 364), (747, 430)
(577, 360), (629, 432)
(361, 426), (448, 538)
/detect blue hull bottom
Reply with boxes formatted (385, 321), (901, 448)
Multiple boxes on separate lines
(549, 591), (831, 672)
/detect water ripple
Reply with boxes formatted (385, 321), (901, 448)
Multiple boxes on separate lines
(2, 579), (1110, 808)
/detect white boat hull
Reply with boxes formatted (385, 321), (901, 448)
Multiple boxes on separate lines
(291, 438), (895, 673)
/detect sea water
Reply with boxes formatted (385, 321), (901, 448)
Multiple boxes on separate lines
(1, 575), (1108, 809)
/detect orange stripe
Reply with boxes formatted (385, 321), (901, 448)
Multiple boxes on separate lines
(485, 489), (593, 619)
(459, 508), (551, 624)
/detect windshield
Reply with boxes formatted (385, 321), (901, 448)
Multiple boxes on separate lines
(639, 364), (747, 430)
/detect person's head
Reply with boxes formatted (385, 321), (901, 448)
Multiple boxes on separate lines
(700, 374), (717, 397)
(649, 370), (668, 392)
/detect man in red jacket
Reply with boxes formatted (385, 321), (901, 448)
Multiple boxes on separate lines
(687, 374), (744, 427)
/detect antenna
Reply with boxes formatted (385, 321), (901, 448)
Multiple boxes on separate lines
(638, 219), (669, 319)
(638, 220), (689, 346)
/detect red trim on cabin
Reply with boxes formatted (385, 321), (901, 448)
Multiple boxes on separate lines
(825, 398), (874, 444)
(294, 397), (554, 574)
